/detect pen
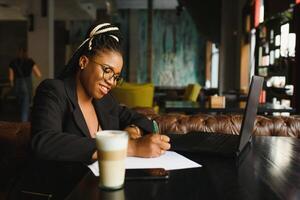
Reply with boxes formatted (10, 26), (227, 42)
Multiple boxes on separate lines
(152, 120), (159, 134)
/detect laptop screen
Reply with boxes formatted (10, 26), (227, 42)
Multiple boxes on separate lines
(238, 76), (264, 152)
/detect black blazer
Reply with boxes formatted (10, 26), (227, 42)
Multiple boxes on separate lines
(31, 77), (153, 164)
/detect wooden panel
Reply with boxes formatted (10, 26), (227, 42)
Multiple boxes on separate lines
(205, 41), (212, 83)
(240, 43), (250, 93)
(294, 4), (300, 113)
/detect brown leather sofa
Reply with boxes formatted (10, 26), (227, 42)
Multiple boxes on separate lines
(1, 112), (300, 199)
(134, 108), (300, 138)
(153, 113), (300, 137)
(0, 121), (31, 200)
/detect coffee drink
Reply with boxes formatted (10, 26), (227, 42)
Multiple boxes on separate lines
(96, 130), (128, 190)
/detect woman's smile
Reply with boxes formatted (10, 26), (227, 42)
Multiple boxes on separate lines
(98, 83), (110, 95)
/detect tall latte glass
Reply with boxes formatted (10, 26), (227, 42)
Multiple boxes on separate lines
(96, 130), (128, 190)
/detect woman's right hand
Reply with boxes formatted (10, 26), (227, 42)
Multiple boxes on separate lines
(128, 134), (171, 158)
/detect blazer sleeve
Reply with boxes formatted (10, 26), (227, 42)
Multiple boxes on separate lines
(114, 101), (154, 134)
(31, 80), (96, 164)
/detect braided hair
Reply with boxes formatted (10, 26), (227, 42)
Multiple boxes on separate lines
(59, 23), (123, 79)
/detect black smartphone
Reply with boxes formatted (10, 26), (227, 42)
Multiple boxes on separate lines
(21, 190), (52, 200)
(125, 168), (169, 180)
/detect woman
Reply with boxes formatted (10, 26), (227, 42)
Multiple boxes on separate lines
(8, 47), (42, 122)
(31, 23), (170, 164)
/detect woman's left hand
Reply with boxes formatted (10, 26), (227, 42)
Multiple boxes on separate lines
(124, 125), (142, 139)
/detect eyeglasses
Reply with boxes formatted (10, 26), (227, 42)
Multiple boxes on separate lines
(90, 59), (123, 85)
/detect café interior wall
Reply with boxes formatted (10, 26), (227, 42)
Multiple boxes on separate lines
(0, 21), (27, 80)
(135, 10), (205, 86)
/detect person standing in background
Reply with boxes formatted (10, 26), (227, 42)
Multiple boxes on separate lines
(8, 47), (42, 122)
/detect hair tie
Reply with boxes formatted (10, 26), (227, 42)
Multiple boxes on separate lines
(109, 35), (119, 42)
(89, 23), (111, 38)
(88, 27), (119, 50)
(76, 23), (120, 51)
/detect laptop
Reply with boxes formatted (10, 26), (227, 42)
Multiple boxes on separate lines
(167, 76), (264, 158)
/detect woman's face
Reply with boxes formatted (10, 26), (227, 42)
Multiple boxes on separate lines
(78, 50), (123, 99)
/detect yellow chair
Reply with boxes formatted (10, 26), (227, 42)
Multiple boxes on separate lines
(183, 83), (201, 102)
(111, 82), (155, 109)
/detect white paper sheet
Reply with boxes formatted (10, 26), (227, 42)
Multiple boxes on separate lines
(88, 151), (201, 176)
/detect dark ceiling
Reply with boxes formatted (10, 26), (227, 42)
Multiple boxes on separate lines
(264, 0), (295, 18)
(179, 0), (221, 43)
(179, 0), (296, 43)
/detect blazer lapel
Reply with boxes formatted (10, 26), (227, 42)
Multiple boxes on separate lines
(73, 108), (90, 137)
(64, 77), (90, 137)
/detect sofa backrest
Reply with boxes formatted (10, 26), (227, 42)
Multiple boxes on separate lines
(0, 121), (31, 199)
(183, 83), (201, 102)
(150, 113), (300, 138)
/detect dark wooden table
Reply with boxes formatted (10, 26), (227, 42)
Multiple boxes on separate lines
(65, 136), (300, 200)
(9, 136), (300, 200)
(164, 101), (296, 115)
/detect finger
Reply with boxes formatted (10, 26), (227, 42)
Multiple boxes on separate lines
(160, 149), (166, 155)
(160, 135), (170, 142)
(151, 134), (162, 144)
(159, 141), (171, 150)
(151, 149), (162, 158)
